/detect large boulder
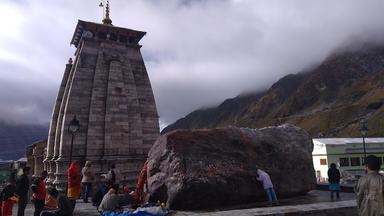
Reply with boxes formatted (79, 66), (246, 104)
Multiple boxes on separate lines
(147, 124), (316, 210)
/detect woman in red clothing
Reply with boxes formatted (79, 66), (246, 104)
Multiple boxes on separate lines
(0, 178), (17, 216)
(67, 161), (81, 199)
(31, 171), (47, 216)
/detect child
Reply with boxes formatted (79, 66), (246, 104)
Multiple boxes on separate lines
(44, 187), (59, 210)
(0, 178), (17, 216)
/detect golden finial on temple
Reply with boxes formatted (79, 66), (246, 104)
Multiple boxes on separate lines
(101, 0), (112, 25)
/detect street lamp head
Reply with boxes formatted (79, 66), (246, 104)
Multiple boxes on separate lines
(360, 123), (368, 136)
(68, 115), (80, 134)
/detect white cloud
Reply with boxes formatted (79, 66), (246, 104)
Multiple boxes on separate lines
(0, 0), (384, 128)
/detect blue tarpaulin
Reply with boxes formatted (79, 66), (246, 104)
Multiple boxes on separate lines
(102, 210), (169, 216)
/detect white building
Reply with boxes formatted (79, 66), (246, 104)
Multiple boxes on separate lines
(312, 138), (384, 182)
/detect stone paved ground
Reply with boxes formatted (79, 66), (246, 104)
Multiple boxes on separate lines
(177, 200), (357, 216)
(178, 190), (356, 212)
(12, 190), (356, 216)
(12, 200), (100, 216)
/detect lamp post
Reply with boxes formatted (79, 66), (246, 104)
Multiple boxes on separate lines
(68, 115), (80, 166)
(360, 123), (368, 165)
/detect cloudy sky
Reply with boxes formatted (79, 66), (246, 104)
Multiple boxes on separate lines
(1, 0), (384, 128)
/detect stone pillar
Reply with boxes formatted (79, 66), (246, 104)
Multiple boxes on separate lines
(51, 53), (81, 190)
(45, 59), (73, 185)
(54, 43), (96, 190)
(32, 140), (46, 177)
(54, 157), (67, 192)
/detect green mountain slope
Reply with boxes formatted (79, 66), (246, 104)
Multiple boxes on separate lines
(163, 47), (384, 137)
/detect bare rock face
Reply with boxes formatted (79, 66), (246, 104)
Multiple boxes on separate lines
(147, 124), (316, 210)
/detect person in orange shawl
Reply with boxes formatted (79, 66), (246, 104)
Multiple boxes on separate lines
(67, 161), (81, 199)
(133, 160), (149, 204)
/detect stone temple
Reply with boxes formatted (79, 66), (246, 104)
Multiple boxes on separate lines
(44, 4), (159, 191)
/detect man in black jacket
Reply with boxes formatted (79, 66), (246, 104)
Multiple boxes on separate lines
(16, 167), (31, 216)
(327, 163), (341, 200)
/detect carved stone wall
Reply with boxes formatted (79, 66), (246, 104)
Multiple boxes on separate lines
(26, 140), (47, 177)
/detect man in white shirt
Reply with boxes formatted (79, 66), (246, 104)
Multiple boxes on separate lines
(98, 185), (120, 213)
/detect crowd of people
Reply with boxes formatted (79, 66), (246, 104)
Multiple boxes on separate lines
(1, 156), (384, 216)
(0, 161), (149, 216)
(0, 168), (75, 216)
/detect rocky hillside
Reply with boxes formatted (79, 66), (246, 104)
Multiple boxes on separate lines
(163, 47), (384, 137)
(0, 122), (48, 160)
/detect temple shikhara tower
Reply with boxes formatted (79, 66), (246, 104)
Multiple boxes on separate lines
(44, 1), (159, 191)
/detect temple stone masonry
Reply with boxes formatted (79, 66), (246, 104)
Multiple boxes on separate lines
(26, 139), (47, 177)
(44, 18), (159, 191)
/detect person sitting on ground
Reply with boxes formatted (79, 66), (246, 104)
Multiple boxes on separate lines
(119, 185), (135, 207)
(98, 184), (121, 213)
(40, 192), (73, 216)
(44, 187), (58, 210)
(256, 167), (279, 206)
(1, 177), (17, 216)
(327, 163), (341, 201)
(92, 181), (113, 207)
(356, 155), (384, 215)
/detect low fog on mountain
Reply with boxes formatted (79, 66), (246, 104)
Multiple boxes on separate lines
(0, 0), (384, 128)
